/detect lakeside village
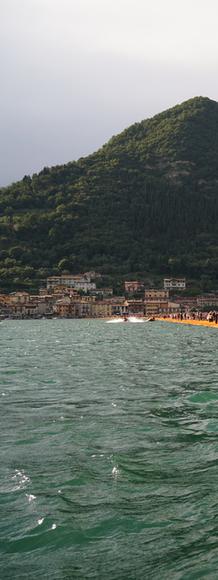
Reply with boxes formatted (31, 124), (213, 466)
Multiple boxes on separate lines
(0, 272), (218, 322)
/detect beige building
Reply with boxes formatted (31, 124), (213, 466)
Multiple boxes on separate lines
(127, 300), (144, 314)
(168, 302), (180, 314)
(10, 302), (38, 318)
(54, 297), (93, 318)
(145, 300), (169, 316)
(9, 291), (30, 303)
(74, 300), (92, 318)
(144, 289), (169, 301)
(91, 301), (113, 318)
(196, 294), (218, 308)
(54, 297), (72, 317)
(144, 289), (169, 316)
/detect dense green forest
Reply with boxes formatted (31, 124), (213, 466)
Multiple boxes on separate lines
(0, 96), (218, 291)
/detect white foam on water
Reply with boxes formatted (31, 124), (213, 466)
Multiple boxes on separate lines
(26, 493), (36, 502)
(11, 469), (30, 491)
(51, 523), (57, 530)
(112, 466), (119, 479)
(106, 318), (124, 324)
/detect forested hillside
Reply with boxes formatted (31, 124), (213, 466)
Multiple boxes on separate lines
(1, 96), (218, 290)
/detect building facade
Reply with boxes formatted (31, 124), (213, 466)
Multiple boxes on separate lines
(144, 289), (169, 300)
(46, 275), (96, 293)
(163, 278), (186, 291)
(124, 281), (144, 293)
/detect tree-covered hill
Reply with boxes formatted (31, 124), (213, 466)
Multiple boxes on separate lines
(1, 96), (218, 290)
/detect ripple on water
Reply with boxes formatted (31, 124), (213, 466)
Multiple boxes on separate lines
(1, 319), (218, 579)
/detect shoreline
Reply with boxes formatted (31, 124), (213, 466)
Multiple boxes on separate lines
(1, 316), (218, 327)
(157, 317), (218, 328)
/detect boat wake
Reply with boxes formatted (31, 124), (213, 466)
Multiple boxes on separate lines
(106, 319), (124, 324)
(128, 316), (144, 323)
(106, 317), (151, 324)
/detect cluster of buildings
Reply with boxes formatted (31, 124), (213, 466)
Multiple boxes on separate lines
(0, 274), (218, 320)
(0, 272), (126, 319)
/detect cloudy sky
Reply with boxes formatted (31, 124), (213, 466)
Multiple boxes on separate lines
(1, 0), (218, 186)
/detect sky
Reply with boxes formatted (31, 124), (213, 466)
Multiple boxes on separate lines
(1, 0), (218, 186)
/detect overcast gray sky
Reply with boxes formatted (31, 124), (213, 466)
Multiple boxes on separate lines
(1, 0), (218, 186)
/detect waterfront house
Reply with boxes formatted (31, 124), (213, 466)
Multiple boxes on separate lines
(91, 301), (113, 318)
(53, 297), (72, 317)
(144, 300), (169, 316)
(74, 300), (92, 318)
(10, 301), (38, 318)
(127, 299), (144, 314)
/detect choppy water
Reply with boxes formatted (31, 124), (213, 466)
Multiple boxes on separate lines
(1, 320), (218, 579)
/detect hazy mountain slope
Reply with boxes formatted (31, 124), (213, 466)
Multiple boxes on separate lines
(0, 96), (218, 290)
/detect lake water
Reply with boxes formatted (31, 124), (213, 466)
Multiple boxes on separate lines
(1, 319), (218, 579)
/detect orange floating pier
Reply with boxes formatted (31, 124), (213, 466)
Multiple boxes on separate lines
(157, 317), (218, 329)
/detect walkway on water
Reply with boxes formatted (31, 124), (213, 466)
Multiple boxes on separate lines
(157, 317), (218, 329)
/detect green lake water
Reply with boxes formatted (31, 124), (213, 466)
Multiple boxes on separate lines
(1, 319), (218, 579)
